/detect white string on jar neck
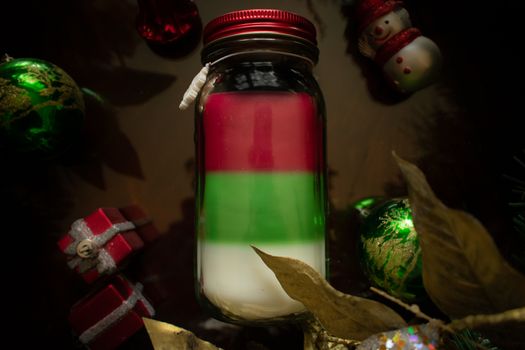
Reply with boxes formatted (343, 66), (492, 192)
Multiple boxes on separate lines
(178, 50), (314, 110)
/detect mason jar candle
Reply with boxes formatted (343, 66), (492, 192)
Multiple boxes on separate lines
(194, 9), (327, 324)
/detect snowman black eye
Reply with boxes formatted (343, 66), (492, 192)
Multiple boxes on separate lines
(385, 20), (390, 24)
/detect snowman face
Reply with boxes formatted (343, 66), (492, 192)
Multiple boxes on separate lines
(363, 9), (411, 50)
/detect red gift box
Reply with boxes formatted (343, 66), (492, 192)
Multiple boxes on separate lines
(119, 204), (160, 244)
(58, 208), (144, 283)
(69, 275), (155, 350)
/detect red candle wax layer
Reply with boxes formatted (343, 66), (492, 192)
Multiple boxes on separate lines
(203, 92), (320, 172)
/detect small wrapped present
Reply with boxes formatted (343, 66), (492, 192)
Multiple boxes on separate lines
(69, 275), (155, 350)
(119, 204), (160, 243)
(58, 208), (144, 283)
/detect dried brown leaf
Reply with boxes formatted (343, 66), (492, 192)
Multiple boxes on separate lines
(253, 247), (406, 340)
(303, 318), (359, 350)
(143, 318), (222, 350)
(449, 307), (525, 350)
(394, 153), (525, 319)
(449, 307), (525, 331)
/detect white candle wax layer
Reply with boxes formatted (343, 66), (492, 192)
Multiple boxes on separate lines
(198, 241), (326, 320)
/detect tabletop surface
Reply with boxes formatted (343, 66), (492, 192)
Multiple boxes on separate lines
(1, 0), (524, 349)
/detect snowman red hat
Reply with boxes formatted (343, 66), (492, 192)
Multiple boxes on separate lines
(356, 0), (404, 34)
(374, 27), (421, 65)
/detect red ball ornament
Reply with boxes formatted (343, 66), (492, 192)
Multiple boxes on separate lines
(136, 0), (202, 57)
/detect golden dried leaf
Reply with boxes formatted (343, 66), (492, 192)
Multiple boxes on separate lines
(253, 247), (406, 340)
(449, 307), (525, 350)
(449, 307), (525, 331)
(393, 153), (525, 319)
(143, 318), (222, 350)
(303, 318), (358, 350)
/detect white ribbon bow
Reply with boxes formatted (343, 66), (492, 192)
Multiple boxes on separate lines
(64, 219), (135, 275)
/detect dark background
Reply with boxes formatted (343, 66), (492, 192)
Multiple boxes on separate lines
(1, 0), (524, 349)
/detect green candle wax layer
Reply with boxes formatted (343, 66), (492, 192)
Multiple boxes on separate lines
(200, 172), (325, 243)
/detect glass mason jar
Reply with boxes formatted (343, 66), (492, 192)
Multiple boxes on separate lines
(194, 9), (327, 324)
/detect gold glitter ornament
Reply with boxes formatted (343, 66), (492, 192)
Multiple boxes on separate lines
(0, 57), (84, 157)
(358, 198), (425, 302)
(356, 323), (440, 350)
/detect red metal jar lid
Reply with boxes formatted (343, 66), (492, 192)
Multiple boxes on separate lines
(203, 9), (317, 46)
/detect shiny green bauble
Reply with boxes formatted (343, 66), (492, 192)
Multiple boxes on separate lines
(358, 197), (424, 301)
(0, 58), (84, 157)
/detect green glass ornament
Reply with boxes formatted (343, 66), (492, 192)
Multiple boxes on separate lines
(0, 57), (85, 157)
(358, 197), (424, 301)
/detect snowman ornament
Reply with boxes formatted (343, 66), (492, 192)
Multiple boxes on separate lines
(357, 0), (442, 93)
